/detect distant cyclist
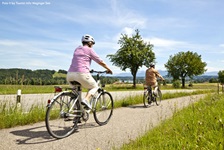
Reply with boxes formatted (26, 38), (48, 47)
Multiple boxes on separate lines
(67, 34), (113, 109)
(145, 63), (164, 96)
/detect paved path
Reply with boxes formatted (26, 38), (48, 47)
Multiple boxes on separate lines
(0, 91), (144, 111)
(0, 90), (195, 111)
(0, 93), (206, 150)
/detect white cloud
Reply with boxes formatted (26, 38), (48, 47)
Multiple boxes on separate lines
(219, 44), (224, 48)
(122, 27), (135, 36)
(0, 0), (224, 73)
(0, 40), (26, 47)
(148, 37), (187, 48)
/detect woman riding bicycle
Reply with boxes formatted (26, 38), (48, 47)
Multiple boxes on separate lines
(145, 63), (164, 96)
(66, 34), (113, 109)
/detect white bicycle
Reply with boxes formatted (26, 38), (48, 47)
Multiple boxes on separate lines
(45, 70), (114, 139)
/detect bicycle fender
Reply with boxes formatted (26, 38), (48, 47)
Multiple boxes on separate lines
(46, 91), (71, 107)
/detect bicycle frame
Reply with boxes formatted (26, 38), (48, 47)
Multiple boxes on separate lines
(90, 70), (107, 110)
(143, 83), (162, 108)
(47, 71), (106, 112)
(45, 70), (113, 139)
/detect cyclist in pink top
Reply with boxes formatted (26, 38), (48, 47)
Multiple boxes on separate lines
(67, 34), (112, 109)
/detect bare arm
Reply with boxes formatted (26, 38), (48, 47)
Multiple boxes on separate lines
(155, 70), (164, 81)
(98, 61), (113, 74)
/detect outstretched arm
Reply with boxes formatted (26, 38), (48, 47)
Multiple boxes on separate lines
(98, 61), (113, 74)
(155, 71), (164, 81)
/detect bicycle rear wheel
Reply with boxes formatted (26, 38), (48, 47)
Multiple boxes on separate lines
(155, 89), (162, 106)
(93, 91), (113, 125)
(45, 92), (79, 139)
(143, 90), (153, 107)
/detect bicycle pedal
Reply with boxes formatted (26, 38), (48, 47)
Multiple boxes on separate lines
(64, 118), (72, 121)
(74, 117), (81, 123)
(73, 124), (79, 130)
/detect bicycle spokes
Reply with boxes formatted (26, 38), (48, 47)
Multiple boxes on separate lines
(93, 92), (113, 125)
(45, 92), (79, 139)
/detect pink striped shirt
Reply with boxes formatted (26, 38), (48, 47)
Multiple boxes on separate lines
(68, 45), (103, 73)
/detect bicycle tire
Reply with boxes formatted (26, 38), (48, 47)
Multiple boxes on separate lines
(155, 89), (162, 106)
(143, 90), (150, 108)
(45, 92), (79, 139)
(93, 91), (113, 125)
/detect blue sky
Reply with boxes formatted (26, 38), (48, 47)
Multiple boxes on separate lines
(0, 0), (224, 75)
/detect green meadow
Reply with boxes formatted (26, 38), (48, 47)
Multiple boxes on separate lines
(0, 83), (223, 149)
(120, 93), (224, 150)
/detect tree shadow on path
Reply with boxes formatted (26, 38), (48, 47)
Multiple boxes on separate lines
(10, 122), (99, 145)
(10, 126), (56, 145)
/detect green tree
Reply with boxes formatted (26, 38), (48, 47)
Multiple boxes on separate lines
(107, 29), (155, 88)
(58, 69), (67, 74)
(218, 70), (224, 84)
(165, 51), (207, 88)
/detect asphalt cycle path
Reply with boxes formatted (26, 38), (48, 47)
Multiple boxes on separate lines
(0, 90), (196, 111)
(0, 93), (206, 150)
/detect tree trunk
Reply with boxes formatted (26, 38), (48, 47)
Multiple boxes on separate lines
(182, 77), (185, 88)
(131, 66), (138, 88)
(133, 74), (136, 88)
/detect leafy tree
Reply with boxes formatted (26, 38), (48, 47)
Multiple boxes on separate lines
(107, 29), (155, 88)
(165, 51), (207, 88)
(58, 69), (67, 74)
(209, 78), (218, 83)
(218, 70), (224, 84)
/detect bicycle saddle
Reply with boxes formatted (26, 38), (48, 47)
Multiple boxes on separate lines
(70, 81), (81, 85)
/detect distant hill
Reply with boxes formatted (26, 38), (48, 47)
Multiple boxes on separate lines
(0, 68), (66, 85)
(114, 70), (218, 77)
(114, 70), (168, 77)
(202, 71), (218, 76)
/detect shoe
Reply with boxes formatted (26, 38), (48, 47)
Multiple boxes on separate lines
(81, 99), (92, 110)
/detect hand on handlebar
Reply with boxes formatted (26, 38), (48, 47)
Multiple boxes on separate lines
(106, 69), (113, 74)
(90, 69), (112, 74)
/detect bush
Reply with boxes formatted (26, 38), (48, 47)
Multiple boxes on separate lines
(172, 80), (181, 88)
(188, 82), (193, 87)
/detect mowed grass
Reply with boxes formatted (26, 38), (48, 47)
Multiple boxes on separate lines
(119, 93), (224, 150)
(0, 88), (212, 129)
(0, 83), (219, 94)
(0, 104), (46, 128)
(0, 85), (56, 94)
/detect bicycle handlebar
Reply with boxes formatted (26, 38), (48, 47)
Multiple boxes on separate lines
(90, 69), (108, 74)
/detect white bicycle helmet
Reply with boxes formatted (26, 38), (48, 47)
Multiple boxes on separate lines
(81, 34), (95, 44)
(150, 62), (155, 67)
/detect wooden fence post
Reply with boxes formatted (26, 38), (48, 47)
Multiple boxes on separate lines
(17, 89), (21, 107)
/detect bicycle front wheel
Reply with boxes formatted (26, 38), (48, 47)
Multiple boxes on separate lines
(155, 89), (162, 106)
(143, 90), (151, 108)
(93, 91), (113, 126)
(45, 92), (79, 139)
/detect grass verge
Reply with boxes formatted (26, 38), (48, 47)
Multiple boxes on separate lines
(0, 83), (219, 94)
(114, 90), (212, 108)
(0, 104), (46, 128)
(119, 93), (224, 150)
(0, 90), (211, 129)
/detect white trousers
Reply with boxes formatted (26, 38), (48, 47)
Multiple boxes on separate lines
(66, 72), (98, 95)
(149, 82), (158, 95)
